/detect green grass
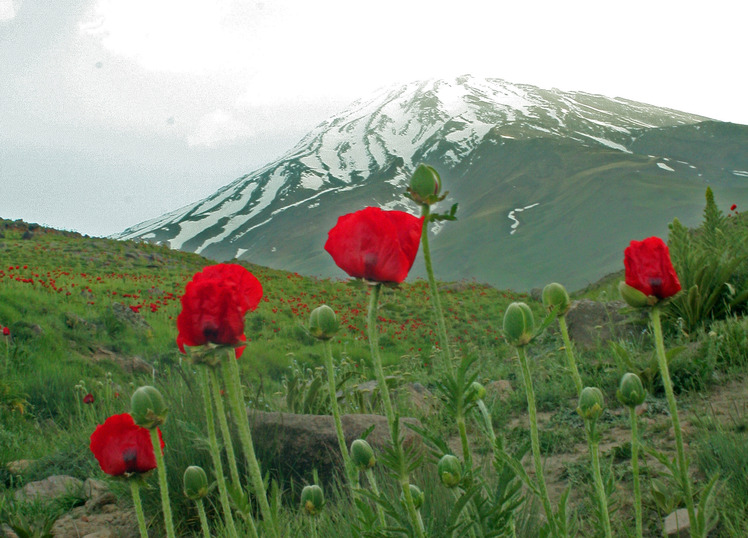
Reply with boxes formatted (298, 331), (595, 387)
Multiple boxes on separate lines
(1, 204), (747, 537)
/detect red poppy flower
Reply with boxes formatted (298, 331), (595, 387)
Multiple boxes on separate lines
(192, 264), (263, 314)
(89, 413), (164, 476)
(83, 393), (95, 404)
(624, 236), (681, 299)
(176, 264), (262, 355)
(2, 327), (9, 336)
(324, 207), (424, 283)
(730, 204), (737, 211)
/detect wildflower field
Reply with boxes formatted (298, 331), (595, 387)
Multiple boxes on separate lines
(1, 168), (747, 537)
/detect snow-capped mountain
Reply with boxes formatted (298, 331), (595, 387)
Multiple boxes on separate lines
(114, 75), (748, 290)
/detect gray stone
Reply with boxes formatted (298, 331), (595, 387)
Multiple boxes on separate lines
(664, 508), (694, 537)
(248, 410), (422, 485)
(14, 475), (83, 502)
(565, 299), (647, 349)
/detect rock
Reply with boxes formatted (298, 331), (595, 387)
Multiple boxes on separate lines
(110, 302), (151, 332)
(664, 508), (694, 537)
(83, 478), (117, 510)
(565, 299), (647, 350)
(14, 475), (83, 502)
(52, 507), (139, 538)
(92, 347), (152, 374)
(6, 459), (33, 474)
(249, 410), (422, 485)
(485, 379), (514, 402)
(404, 382), (438, 415)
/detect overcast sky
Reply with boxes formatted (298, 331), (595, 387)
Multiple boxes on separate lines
(2, 0), (746, 237)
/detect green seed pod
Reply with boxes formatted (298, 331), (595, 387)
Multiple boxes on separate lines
(409, 163), (442, 205)
(350, 439), (376, 471)
(616, 372), (646, 408)
(130, 385), (168, 429)
(300, 484), (325, 516)
(618, 281), (654, 308)
(503, 302), (535, 347)
(401, 484), (424, 510)
(183, 465), (209, 500)
(437, 454), (462, 488)
(577, 386), (605, 422)
(465, 381), (486, 403)
(309, 305), (339, 340)
(542, 282), (571, 316)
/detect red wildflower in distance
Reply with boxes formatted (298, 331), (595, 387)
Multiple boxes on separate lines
(324, 207), (424, 283)
(730, 204), (737, 211)
(89, 413), (164, 476)
(83, 393), (95, 404)
(2, 327), (9, 336)
(624, 236), (681, 299)
(176, 264), (262, 355)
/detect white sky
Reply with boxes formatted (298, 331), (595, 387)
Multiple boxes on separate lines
(1, 0), (747, 236)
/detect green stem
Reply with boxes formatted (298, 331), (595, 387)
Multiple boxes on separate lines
(651, 307), (697, 537)
(323, 339), (357, 491)
(558, 316), (583, 396)
(367, 283), (424, 538)
(516, 346), (559, 538)
(456, 414), (472, 469)
(149, 427), (176, 538)
(587, 423), (612, 538)
(196, 499), (211, 538)
(419, 205), (454, 374)
(129, 480), (149, 538)
(629, 406), (643, 538)
(223, 351), (280, 538)
(198, 367), (240, 538)
(209, 367), (241, 488)
(365, 468), (387, 529)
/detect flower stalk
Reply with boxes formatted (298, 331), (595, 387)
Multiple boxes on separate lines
(516, 345), (559, 537)
(652, 306), (697, 537)
(149, 427), (176, 538)
(628, 405), (643, 538)
(223, 349), (280, 538)
(129, 480), (149, 538)
(198, 367), (240, 538)
(367, 283), (425, 538)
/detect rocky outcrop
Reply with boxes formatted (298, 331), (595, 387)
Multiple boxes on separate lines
(249, 410), (422, 485)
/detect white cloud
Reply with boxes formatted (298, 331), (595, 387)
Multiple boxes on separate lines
(0, 0), (16, 21)
(187, 108), (254, 147)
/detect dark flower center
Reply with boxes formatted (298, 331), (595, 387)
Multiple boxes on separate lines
(123, 448), (139, 473)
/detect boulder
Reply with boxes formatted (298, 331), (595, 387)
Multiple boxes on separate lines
(14, 475), (83, 502)
(111, 302), (151, 332)
(565, 299), (646, 350)
(249, 410), (422, 485)
(664, 508), (694, 537)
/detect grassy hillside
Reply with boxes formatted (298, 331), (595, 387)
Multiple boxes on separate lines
(1, 202), (747, 536)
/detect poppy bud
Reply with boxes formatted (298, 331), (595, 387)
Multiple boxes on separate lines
(503, 302), (534, 347)
(618, 281), (654, 308)
(401, 484), (425, 510)
(465, 381), (486, 403)
(409, 164), (442, 205)
(309, 305), (338, 340)
(577, 387), (605, 422)
(542, 282), (571, 316)
(350, 439), (376, 471)
(300, 484), (325, 516)
(130, 385), (168, 429)
(437, 454), (462, 488)
(183, 465), (209, 500)
(616, 373), (646, 408)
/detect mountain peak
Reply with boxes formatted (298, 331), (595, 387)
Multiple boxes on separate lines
(113, 76), (738, 290)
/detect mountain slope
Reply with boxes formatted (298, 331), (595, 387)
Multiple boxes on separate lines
(114, 75), (748, 290)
